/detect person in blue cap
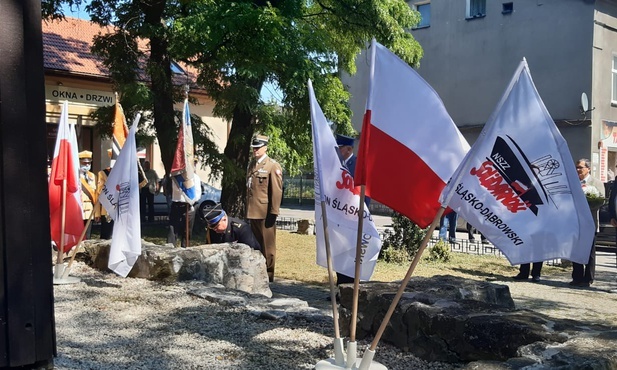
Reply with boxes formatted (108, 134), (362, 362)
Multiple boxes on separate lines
(336, 134), (356, 176)
(333, 133), (368, 291)
(204, 203), (261, 251)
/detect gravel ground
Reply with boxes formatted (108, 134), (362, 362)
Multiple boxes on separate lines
(53, 262), (459, 370)
(53, 252), (617, 370)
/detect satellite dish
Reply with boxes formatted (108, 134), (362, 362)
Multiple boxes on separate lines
(581, 92), (589, 112)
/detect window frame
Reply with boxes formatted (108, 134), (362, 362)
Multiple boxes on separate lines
(466, 0), (486, 20)
(612, 54), (617, 105)
(412, 1), (431, 29)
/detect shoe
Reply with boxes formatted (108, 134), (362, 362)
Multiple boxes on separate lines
(513, 274), (528, 281)
(531, 276), (541, 282)
(481, 240), (489, 245)
(468, 238), (476, 242)
(448, 238), (457, 244)
(569, 280), (590, 287)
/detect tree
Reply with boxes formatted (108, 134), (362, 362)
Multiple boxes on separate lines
(42, 0), (423, 216)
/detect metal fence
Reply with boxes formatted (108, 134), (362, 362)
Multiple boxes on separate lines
(282, 175), (393, 216)
(274, 216), (565, 265)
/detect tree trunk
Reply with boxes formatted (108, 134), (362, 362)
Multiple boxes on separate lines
(220, 76), (265, 217)
(220, 106), (253, 217)
(141, 0), (176, 175)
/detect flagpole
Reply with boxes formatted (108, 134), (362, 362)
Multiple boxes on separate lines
(62, 206), (95, 279)
(320, 200), (345, 366)
(54, 178), (68, 280)
(356, 207), (444, 370)
(185, 203), (190, 248)
(345, 185), (367, 367)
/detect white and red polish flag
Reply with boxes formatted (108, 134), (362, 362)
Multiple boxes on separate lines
(440, 59), (594, 264)
(49, 101), (84, 252)
(355, 39), (470, 228)
(309, 80), (382, 280)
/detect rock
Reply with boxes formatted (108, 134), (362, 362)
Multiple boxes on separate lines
(338, 276), (565, 362)
(79, 240), (272, 297)
(188, 284), (331, 323)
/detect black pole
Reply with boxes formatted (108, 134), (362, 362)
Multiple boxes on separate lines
(0, 0), (55, 367)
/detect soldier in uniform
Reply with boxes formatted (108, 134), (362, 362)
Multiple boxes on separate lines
(204, 203), (260, 250)
(246, 134), (283, 282)
(78, 150), (97, 239)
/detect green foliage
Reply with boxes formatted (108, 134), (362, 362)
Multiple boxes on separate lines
(42, 0), (425, 210)
(380, 212), (427, 262)
(426, 240), (452, 263)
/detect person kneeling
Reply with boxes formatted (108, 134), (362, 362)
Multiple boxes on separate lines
(204, 204), (261, 251)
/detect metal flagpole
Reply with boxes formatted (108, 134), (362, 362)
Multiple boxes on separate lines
(54, 179), (68, 277)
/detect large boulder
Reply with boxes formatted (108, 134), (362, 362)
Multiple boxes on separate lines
(338, 276), (571, 362)
(79, 240), (272, 297)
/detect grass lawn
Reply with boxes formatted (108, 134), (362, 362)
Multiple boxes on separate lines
(275, 230), (567, 285)
(133, 223), (567, 285)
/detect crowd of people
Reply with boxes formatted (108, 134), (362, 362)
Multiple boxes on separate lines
(70, 134), (285, 282)
(69, 131), (613, 288)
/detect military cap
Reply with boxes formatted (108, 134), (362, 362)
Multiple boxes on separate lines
(336, 134), (354, 147)
(78, 150), (92, 162)
(203, 203), (226, 228)
(250, 135), (269, 148)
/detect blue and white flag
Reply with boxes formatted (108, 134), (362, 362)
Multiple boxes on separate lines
(440, 59), (594, 265)
(99, 114), (142, 277)
(171, 98), (196, 203)
(309, 80), (382, 280)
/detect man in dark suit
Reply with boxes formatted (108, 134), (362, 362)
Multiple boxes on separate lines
(608, 174), (617, 266)
(204, 203), (261, 250)
(336, 134), (356, 176)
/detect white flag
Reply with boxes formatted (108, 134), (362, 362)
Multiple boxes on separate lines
(99, 114), (142, 277)
(309, 80), (382, 280)
(440, 59), (595, 265)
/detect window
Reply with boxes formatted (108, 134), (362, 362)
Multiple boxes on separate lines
(502, 2), (513, 14)
(612, 55), (617, 104)
(466, 0), (486, 19)
(414, 2), (431, 28)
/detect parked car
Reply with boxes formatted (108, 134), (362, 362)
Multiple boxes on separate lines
(152, 181), (221, 218)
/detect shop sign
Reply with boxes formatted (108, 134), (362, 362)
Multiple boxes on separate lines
(45, 85), (115, 106)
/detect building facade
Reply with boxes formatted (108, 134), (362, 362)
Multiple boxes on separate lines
(345, 0), (617, 182)
(42, 17), (228, 186)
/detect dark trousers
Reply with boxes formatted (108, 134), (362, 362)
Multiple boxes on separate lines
(168, 202), (196, 248)
(336, 272), (354, 285)
(519, 262), (543, 278)
(83, 220), (92, 240)
(572, 243), (595, 283)
(466, 223), (487, 242)
(100, 217), (114, 240)
(250, 217), (276, 282)
(140, 189), (155, 222)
